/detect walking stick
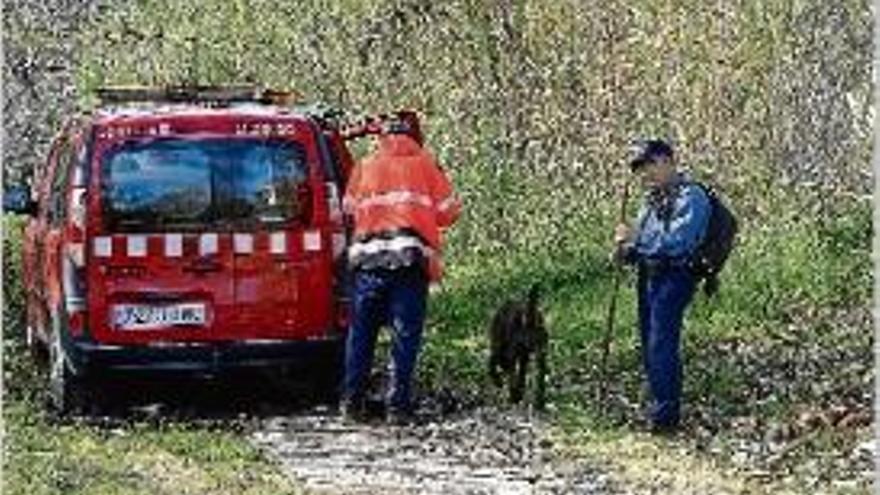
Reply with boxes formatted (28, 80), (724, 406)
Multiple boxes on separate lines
(597, 180), (630, 407)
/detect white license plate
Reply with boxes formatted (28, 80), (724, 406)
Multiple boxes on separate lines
(112, 303), (207, 330)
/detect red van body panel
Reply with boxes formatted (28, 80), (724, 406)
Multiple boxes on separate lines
(84, 113), (336, 345)
(22, 102), (357, 374)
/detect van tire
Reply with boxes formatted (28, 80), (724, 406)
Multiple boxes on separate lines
(312, 366), (342, 404)
(47, 312), (86, 415)
(310, 344), (344, 404)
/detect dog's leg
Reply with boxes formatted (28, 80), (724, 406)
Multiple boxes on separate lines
(509, 348), (528, 404)
(488, 350), (504, 387)
(488, 314), (507, 388)
(534, 343), (547, 411)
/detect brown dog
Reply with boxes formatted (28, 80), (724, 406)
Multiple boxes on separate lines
(488, 284), (548, 409)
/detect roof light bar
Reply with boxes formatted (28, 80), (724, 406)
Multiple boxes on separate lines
(95, 85), (297, 106)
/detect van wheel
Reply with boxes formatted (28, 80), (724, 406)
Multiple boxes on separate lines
(311, 367), (342, 404)
(310, 345), (343, 404)
(47, 324), (86, 415)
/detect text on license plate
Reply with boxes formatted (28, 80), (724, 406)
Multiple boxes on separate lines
(112, 303), (207, 330)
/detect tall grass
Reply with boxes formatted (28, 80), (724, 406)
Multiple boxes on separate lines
(2, 1), (872, 492)
(57, 0), (870, 201)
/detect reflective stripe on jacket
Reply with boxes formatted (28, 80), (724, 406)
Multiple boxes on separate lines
(343, 134), (461, 280)
(348, 230), (432, 272)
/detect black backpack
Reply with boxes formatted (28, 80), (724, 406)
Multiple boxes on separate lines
(690, 183), (738, 296)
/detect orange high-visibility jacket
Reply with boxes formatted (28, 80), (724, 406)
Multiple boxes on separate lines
(343, 134), (461, 280)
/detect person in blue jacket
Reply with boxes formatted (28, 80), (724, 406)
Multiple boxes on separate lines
(614, 139), (711, 433)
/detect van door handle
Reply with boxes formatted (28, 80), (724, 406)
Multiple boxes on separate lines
(184, 258), (222, 273)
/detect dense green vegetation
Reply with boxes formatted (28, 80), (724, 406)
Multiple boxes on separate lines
(4, 0), (872, 493)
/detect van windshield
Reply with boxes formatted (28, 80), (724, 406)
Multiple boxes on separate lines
(102, 138), (309, 232)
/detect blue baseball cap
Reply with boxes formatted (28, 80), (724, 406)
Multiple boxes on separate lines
(630, 139), (674, 170)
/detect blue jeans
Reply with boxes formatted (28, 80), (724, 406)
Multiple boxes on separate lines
(342, 265), (428, 413)
(637, 267), (696, 426)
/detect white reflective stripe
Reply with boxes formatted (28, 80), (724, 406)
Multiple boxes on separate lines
(303, 230), (322, 252)
(200, 233), (218, 255)
(332, 233), (346, 259)
(165, 234), (183, 257)
(437, 195), (459, 212)
(62, 251), (83, 305)
(348, 236), (434, 260)
(270, 232), (287, 254)
(355, 190), (434, 210)
(70, 187), (87, 229)
(94, 237), (112, 257)
(234, 233), (254, 254)
(127, 235), (147, 257)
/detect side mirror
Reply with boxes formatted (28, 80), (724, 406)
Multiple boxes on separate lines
(3, 186), (37, 216)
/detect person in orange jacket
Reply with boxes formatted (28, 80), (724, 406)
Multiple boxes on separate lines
(340, 117), (461, 424)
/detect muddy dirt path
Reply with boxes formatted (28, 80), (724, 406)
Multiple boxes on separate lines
(54, 372), (621, 494)
(251, 406), (620, 495)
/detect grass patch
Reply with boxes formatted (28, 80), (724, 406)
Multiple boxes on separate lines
(4, 399), (301, 495)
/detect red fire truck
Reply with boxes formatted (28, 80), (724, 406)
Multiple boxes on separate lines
(7, 85), (420, 412)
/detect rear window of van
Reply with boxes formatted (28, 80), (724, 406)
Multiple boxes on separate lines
(101, 138), (308, 232)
